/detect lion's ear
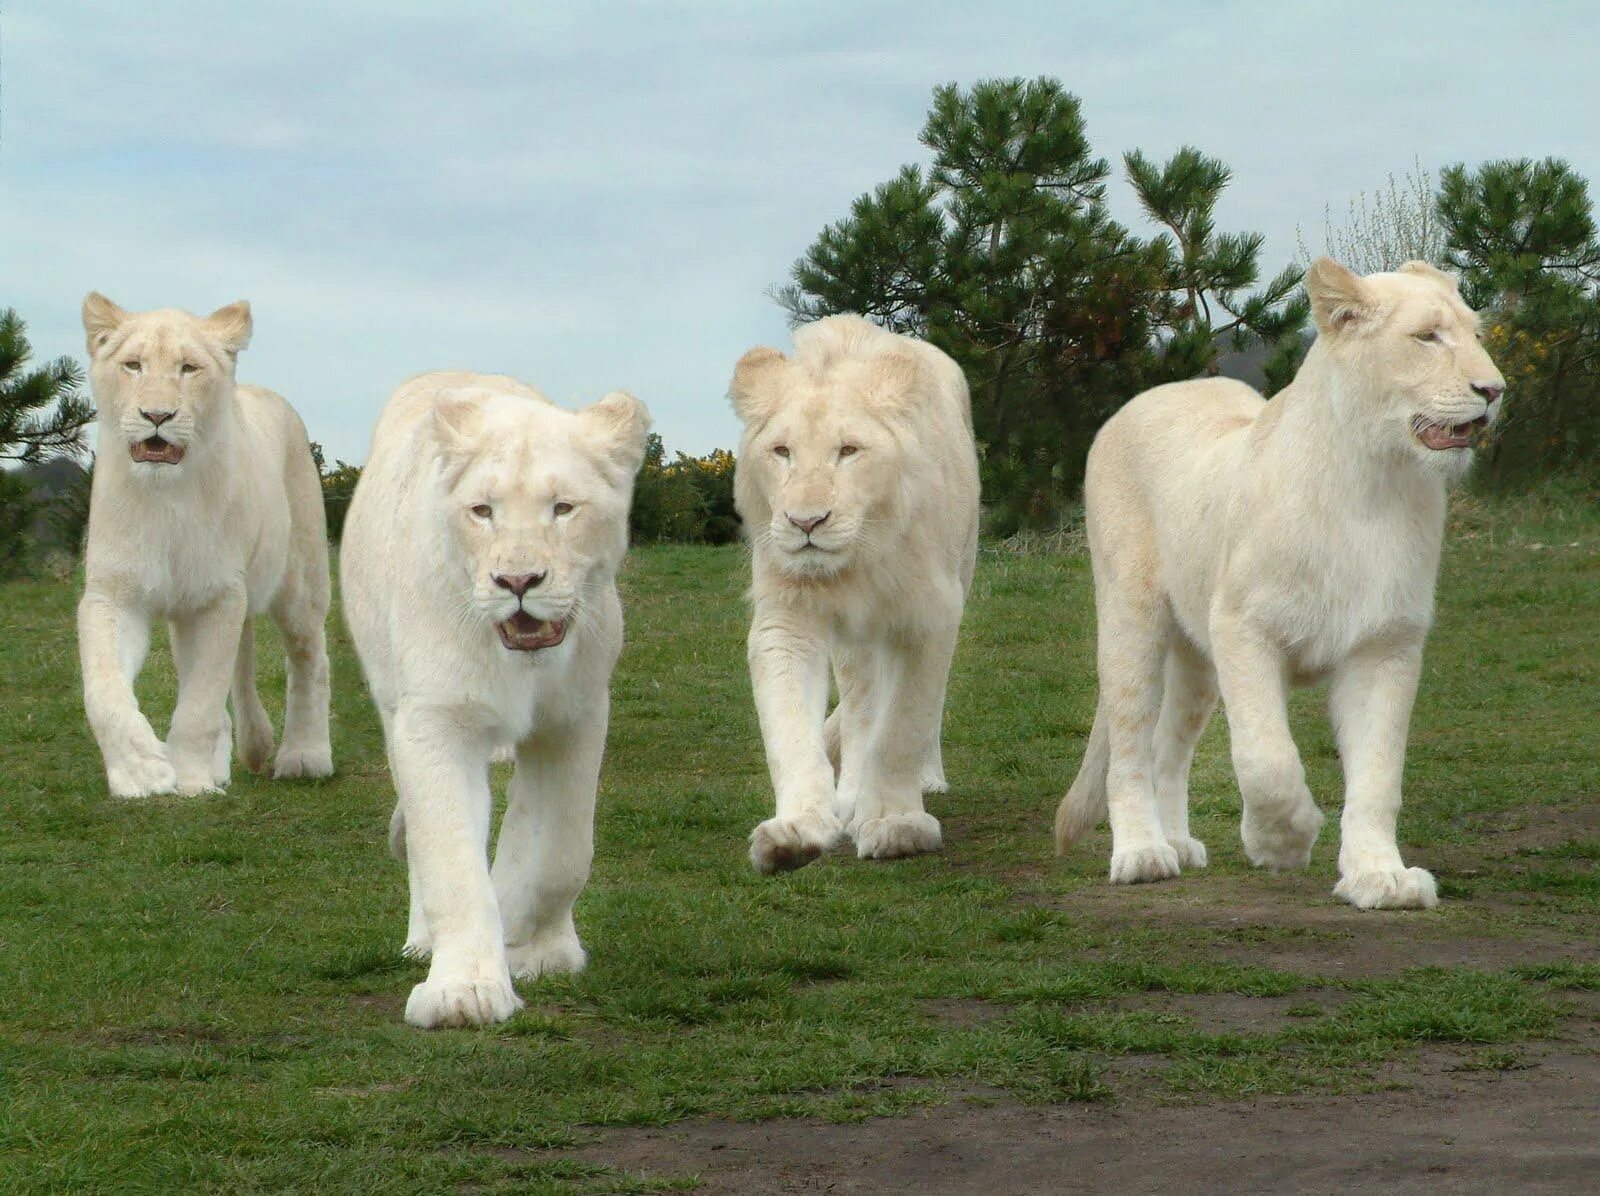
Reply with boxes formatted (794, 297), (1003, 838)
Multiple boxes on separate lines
(862, 351), (923, 417)
(1306, 258), (1377, 336)
(729, 346), (789, 424)
(205, 300), (253, 357)
(82, 292), (128, 353)
(1397, 260), (1461, 294)
(432, 391), (485, 460)
(581, 390), (652, 481)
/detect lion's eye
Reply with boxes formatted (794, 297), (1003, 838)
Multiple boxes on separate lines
(553, 501), (574, 517)
(470, 503), (493, 520)
(180, 362), (200, 376)
(773, 445), (790, 459)
(121, 360), (142, 374)
(1415, 329), (1443, 344)
(838, 444), (859, 459)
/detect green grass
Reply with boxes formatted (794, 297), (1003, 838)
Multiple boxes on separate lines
(0, 494), (1595, 1192)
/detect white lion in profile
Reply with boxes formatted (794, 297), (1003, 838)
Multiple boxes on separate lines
(77, 293), (332, 797)
(1054, 259), (1506, 910)
(341, 372), (649, 1028)
(729, 315), (980, 874)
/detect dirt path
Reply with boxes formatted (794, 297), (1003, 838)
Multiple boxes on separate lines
(572, 1045), (1598, 1193)
(563, 802), (1599, 1193)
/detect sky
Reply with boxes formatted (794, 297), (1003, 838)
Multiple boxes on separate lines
(4, 1), (1597, 464)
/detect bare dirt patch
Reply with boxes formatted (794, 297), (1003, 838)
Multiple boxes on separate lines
(1106, 987), (1353, 1035)
(559, 803), (1600, 1193)
(567, 1046), (1600, 1194)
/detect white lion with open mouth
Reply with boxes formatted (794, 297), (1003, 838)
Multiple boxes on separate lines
(341, 372), (649, 1028)
(729, 315), (980, 874)
(1054, 259), (1506, 910)
(76, 293), (332, 797)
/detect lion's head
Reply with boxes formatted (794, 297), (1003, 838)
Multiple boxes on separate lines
(81, 293), (253, 477)
(729, 320), (930, 579)
(1305, 258), (1506, 479)
(430, 383), (650, 655)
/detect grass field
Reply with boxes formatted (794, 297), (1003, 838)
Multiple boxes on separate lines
(0, 495), (1596, 1193)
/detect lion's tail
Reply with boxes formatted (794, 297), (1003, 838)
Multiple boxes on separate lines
(1054, 697), (1110, 854)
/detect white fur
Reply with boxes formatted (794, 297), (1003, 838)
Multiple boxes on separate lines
(729, 315), (980, 874)
(341, 371), (648, 1028)
(76, 293), (331, 797)
(1055, 260), (1506, 910)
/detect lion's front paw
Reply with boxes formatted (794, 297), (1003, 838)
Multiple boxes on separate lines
(749, 810), (846, 875)
(1109, 843), (1182, 884)
(854, 811), (942, 860)
(1168, 836), (1208, 869)
(505, 934), (587, 980)
(1334, 866), (1438, 911)
(273, 745), (333, 780)
(106, 743), (179, 799)
(405, 976), (522, 1029)
(1241, 801), (1323, 871)
(174, 753), (226, 796)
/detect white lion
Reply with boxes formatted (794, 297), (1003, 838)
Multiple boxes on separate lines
(77, 293), (333, 797)
(729, 315), (980, 874)
(341, 372), (649, 1029)
(1054, 259), (1506, 910)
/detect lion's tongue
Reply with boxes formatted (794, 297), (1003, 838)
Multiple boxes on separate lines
(1420, 422), (1471, 450)
(132, 436), (184, 463)
(499, 610), (568, 650)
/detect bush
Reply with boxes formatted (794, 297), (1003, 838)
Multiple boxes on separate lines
(629, 435), (742, 544)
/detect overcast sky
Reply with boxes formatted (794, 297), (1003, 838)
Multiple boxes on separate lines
(4, 1), (1595, 463)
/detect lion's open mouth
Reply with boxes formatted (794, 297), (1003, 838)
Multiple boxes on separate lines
(131, 436), (185, 464)
(496, 610), (568, 652)
(1412, 414), (1488, 451)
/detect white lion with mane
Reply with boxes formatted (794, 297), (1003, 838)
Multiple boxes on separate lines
(341, 371), (649, 1029)
(730, 315), (980, 874)
(77, 293), (332, 798)
(1054, 259), (1506, 910)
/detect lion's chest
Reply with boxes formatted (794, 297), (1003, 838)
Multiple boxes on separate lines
(1228, 510), (1442, 675)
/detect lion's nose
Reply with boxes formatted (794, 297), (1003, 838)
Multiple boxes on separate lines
(1471, 382), (1504, 403)
(787, 511), (830, 535)
(493, 571), (545, 597)
(140, 409), (175, 428)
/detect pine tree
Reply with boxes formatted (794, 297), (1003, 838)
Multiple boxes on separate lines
(0, 309), (94, 466)
(1439, 158), (1600, 481)
(777, 78), (1305, 526)
(0, 308), (95, 571)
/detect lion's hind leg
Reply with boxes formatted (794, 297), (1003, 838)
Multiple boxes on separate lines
(1099, 586), (1185, 885)
(230, 618), (275, 774)
(1151, 636), (1218, 870)
(828, 642), (876, 824)
(268, 567), (333, 780)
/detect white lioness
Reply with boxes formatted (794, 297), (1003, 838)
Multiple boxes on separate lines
(342, 372), (649, 1029)
(77, 294), (333, 797)
(1054, 259), (1506, 910)
(730, 315), (980, 874)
